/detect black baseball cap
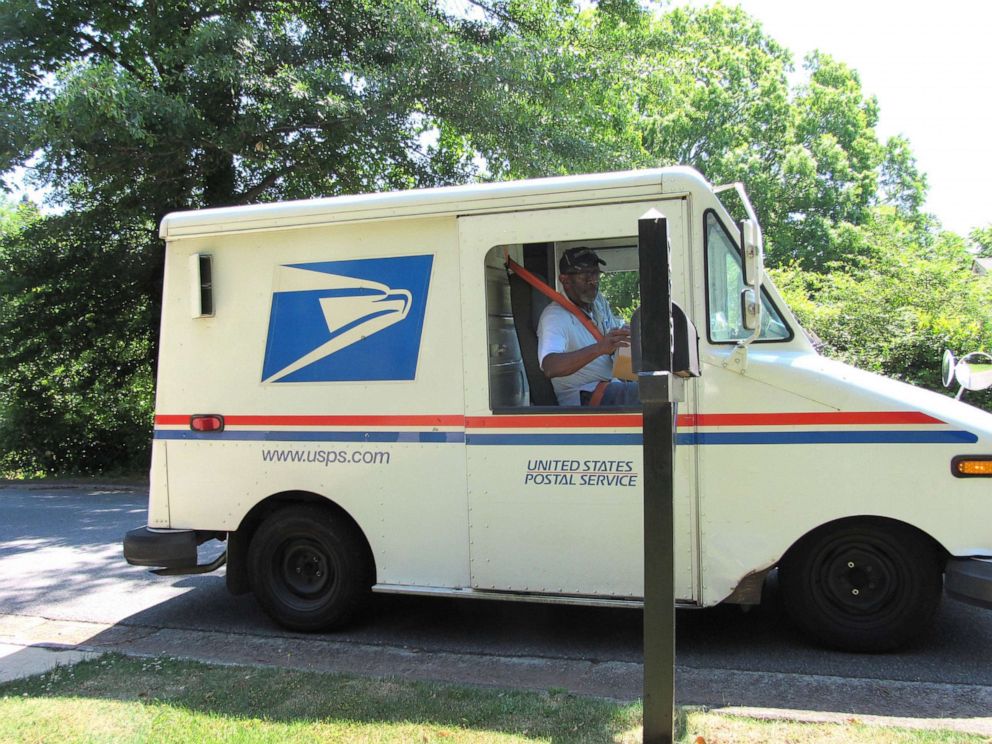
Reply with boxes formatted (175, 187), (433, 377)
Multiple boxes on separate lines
(559, 247), (606, 274)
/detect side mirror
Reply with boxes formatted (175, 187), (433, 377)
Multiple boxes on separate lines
(739, 219), (763, 289)
(957, 354), (992, 392)
(941, 349), (956, 388)
(740, 287), (761, 332)
(941, 349), (992, 395)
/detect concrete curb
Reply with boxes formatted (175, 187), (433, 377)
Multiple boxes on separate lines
(1, 612), (990, 736)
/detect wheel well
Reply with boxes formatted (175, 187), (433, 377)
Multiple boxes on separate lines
(226, 491), (375, 596)
(780, 515), (949, 570)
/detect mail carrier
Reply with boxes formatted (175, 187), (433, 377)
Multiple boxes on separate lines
(124, 167), (992, 651)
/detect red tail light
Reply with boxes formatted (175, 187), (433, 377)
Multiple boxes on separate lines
(190, 414), (225, 433)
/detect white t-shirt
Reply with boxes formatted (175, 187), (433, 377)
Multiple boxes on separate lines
(536, 293), (623, 406)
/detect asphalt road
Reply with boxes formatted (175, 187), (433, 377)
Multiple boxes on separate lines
(2, 483), (991, 729)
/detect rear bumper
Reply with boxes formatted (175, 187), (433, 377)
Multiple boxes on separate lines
(945, 557), (992, 610)
(123, 527), (197, 569)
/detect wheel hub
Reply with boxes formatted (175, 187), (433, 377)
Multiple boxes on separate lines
(281, 541), (331, 597)
(822, 546), (895, 614)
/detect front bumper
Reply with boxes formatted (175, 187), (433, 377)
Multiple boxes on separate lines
(945, 557), (992, 610)
(123, 526), (227, 576)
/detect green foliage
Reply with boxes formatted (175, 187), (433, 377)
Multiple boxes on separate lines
(0, 195), (37, 237)
(3, 0), (635, 213)
(599, 271), (640, 322)
(0, 211), (155, 475)
(586, 3), (957, 407)
(772, 211), (992, 408)
(580, 6), (931, 273)
(970, 225), (992, 258)
(0, 0), (634, 476)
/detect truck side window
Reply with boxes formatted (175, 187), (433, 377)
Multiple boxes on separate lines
(487, 240), (640, 410)
(705, 212), (789, 343)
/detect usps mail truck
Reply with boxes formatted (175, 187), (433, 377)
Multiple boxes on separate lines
(124, 167), (992, 651)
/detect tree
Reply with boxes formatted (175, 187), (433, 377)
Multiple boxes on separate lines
(970, 226), (992, 258)
(879, 135), (928, 220)
(4, 1), (630, 213)
(0, 194), (37, 237)
(0, 210), (155, 474)
(575, 3), (967, 404)
(608, 4), (795, 192)
(577, 5), (931, 272)
(0, 0), (638, 474)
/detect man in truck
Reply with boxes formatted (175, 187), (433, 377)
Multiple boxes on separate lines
(537, 246), (639, 406)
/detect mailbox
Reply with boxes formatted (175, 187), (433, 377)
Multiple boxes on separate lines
(630, 302), (700, 379)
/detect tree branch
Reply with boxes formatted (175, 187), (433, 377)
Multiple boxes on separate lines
(464, 0), (518, 29)
(234, 166), (296, 204)
(76, 30), (145, 80)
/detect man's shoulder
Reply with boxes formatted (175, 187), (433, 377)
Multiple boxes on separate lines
(538, 301), (572, 325)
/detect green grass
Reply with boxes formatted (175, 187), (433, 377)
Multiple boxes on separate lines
(0, 654), (985, 743)
(682, 711), (986, 743)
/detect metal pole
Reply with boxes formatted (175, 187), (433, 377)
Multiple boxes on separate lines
(637, 211), (676, 744)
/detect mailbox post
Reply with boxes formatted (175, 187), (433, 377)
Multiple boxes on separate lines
(637, 210), (681, 744)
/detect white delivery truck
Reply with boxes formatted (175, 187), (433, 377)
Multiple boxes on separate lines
(124, 167), (992, 651)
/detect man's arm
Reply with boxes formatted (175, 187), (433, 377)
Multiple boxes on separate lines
(541, 328), (631, 379)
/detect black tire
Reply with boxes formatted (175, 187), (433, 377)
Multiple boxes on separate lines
(248, 505), (373, 632)
(779, 520), (943, 652)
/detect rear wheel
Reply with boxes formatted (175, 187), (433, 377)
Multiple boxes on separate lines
(248, 505), (373, 632)
(779, 520), (943, 652)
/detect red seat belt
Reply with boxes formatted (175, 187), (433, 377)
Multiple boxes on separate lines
(506, 256), (610, 406)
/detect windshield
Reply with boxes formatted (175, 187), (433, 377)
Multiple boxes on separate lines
(705, 211), (790, 343)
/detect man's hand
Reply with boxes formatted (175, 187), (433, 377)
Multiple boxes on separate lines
(596, 327), (631, 356)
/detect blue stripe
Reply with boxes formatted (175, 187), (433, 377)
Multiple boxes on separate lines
(154, 430), (464, 443)
(681, 430), (979, 445)
(468, 431), (978, 446)
(154, 429), (978, 446)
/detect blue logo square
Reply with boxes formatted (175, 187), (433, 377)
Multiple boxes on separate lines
(261, 254), (434, 383)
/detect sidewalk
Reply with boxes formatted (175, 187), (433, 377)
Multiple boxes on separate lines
(2, 612), (991, 737)
(0, 644), (99, 683)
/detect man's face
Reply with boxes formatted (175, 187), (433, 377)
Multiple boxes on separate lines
(560, 269), (601, 307)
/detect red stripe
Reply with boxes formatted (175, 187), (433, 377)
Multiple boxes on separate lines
(155, 415), (189, 426)
(155, 414), (464, 427)
(155, 410), (944, 429)
(465, 414), (643, 429)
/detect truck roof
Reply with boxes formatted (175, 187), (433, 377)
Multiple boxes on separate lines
(159, 166), (707, 240)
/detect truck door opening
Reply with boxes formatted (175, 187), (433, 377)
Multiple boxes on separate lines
(484, 238), (642, 411)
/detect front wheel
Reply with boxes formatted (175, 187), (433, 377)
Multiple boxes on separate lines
(248, 505), (373, 632)
(779, 520), (943, 652)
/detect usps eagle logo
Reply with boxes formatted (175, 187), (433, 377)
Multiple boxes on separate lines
(261, 255), (434, 383)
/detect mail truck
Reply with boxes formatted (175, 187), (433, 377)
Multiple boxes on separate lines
(124, 167), (992, 651)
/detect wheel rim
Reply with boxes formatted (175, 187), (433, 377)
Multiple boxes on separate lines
(810, 534), (907, 626)
(274, 537), (337, 607)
